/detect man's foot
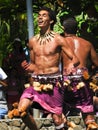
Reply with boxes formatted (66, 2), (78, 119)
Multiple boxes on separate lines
(8, 102), (27, 119)
(86, 122), (98, 130)
(52, 114), (81, 130)
(85, 114), (98, 130)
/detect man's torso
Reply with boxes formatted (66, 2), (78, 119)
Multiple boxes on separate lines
(62, 36), (91, 70)
(29, 32), (61, 74)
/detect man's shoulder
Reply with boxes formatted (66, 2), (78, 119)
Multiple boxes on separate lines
(29, 35), (38, 42)
(54, 32), (65, 40)
(76, 36), (92, 45)
(30, 35), (37, 39)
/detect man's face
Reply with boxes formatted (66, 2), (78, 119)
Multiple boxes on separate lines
(38, 10), (52, 28)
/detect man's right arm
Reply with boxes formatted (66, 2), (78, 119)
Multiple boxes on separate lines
(21, 60), (37, 73)
(21, 37), (37, 73)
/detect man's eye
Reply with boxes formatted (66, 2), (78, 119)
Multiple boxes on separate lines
(43, 14), (47, 17)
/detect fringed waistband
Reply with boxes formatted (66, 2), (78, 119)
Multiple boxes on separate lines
(31, 73), (63, 84)
(63, 67), (89, 80)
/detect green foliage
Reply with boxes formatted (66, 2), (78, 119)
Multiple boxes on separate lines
(0, 0), (98, 65)
(0, 18), (11, 66)
(33, 13), (40, 35)
(54, 10), (69, 34)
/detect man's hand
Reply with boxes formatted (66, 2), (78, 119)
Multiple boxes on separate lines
(64, 63), (77, 75)
(21, 60), (29, 70)
(21, 60), (38, 73)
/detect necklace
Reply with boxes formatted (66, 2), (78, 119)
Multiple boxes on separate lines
(37, 31), (55, 45)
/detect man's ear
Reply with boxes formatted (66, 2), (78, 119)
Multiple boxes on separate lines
(50, 20), (54, 24)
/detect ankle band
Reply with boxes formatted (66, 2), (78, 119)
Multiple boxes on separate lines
(55, 123), (64, 129)
(86, 119), (95, 124)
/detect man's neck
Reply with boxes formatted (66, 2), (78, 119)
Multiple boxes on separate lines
(40, 27), (51, 35)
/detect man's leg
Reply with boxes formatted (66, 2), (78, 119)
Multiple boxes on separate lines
(18, 98), (38, 130)
(52, 114), (67, 130)
(93, 96), (98, 114)
(83, 113), (98, 130)
(52, 113), (82, 130)
(22, 114), (38, 130)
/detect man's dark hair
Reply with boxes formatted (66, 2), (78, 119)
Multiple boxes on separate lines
(39, 6), (57, 29)
(62, 17), (78, 34)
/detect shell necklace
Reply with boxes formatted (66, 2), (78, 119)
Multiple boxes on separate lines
(37, 31), (55, 45)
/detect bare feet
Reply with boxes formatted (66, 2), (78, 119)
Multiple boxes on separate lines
(86, 122), (98, 130)
(8, 102), (27, 119)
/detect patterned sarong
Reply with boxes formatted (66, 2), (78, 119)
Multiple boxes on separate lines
(20, 74), (64, 115)
(63, 68), (94, 113)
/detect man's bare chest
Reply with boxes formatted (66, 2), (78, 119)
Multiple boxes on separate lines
(33, 43), (56, 56)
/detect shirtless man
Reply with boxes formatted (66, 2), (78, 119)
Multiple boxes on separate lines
(61, 17), (98, 130)
(8, 7), (79, 130)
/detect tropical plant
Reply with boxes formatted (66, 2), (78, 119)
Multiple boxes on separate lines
(0, 0), (98, 66)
